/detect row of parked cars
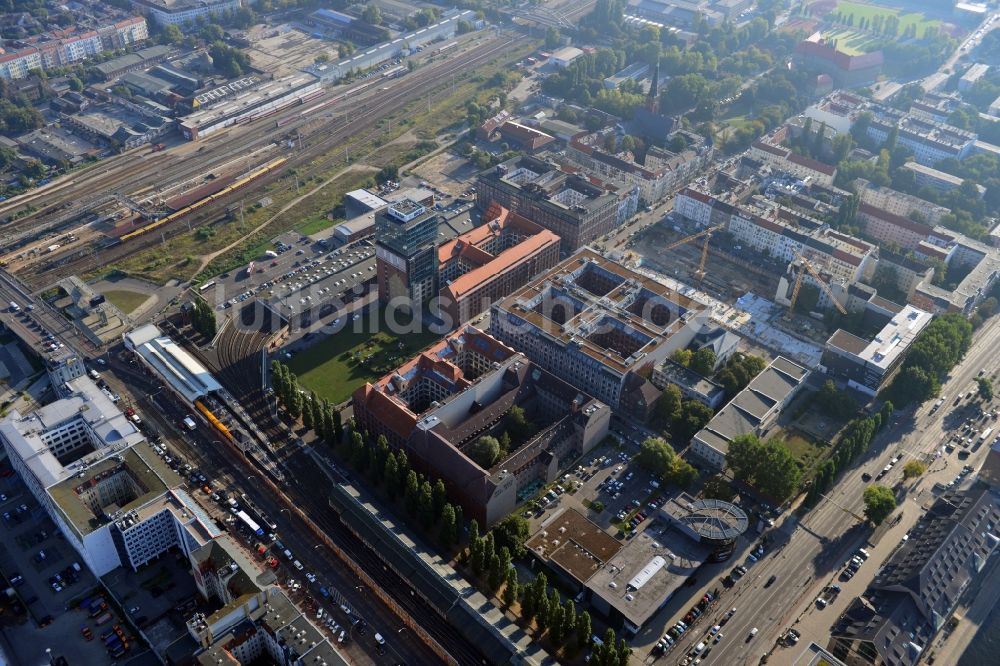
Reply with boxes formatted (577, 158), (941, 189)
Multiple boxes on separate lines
(840, 547), (870, 581)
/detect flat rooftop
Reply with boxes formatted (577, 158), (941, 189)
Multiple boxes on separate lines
(827, 305), (931, 370)
(124, 324), (223, 402)
(495, 248), (704, 375)
(48, 441), (182, 538)
(588, 524), (710, 629)
(527, 508), (622, 585)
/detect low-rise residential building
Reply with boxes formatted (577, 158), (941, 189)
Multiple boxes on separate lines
(437, 202), (561, 327)
(489, 248), (711, 415)
(352, 327), (610, 527)
(565, 128), (712, 204)
(476, 155), (620, 253)
(828, 487), (1000, 666)
(822, 304), (932, 396)
(691, 357), (808, 470)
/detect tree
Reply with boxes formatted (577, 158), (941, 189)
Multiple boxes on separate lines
(977, 377), (994, 402)
(332, 408), (343, 443)
(863, 484), (896, 526)
(362, 4), (382, 25)
(488, 551), (504, 590)
(547, 588), (564, 638)
(418, 480), (435, 528)
(545, 27), (561, 49)
(67, 76), (83, 92)
(432, 478), (447, 517)
(384, 452), (400, 497)
(702, 475), (735, 501)
(756, 438), (801, 501)
(671, 348), (693, 367)
(637, 437), (679, 478)
(561, 599), (577, 641)
(468, 435), (501, 468)
(502, 567), (519, 607)
(690, 348), (717, 375)
(404, 470), (420, 515)
(653, 384), (682, 425)
(576, 610), (592, 648)
(675, 400), (714, 442)
(492, 515), (531, 558)
(439, 503), (457, 546)
(727, 433), (761, 482)
(902, 460), (927, 479)
(506, 405), (537, 443)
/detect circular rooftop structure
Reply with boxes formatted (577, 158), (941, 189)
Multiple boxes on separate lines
(677, 498), (749, 545)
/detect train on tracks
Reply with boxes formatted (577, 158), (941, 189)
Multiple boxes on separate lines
(117, 157), (288, 243)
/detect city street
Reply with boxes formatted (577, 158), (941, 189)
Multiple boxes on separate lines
(656, 312), (1000, 665)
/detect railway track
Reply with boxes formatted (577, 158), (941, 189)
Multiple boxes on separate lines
(18, 36), (527, 289)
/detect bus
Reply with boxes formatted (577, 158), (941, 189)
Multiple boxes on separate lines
(198, 281), (216, 292)
(237, 510), (265, 537)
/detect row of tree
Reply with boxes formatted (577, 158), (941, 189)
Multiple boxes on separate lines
(886, 314), (973, 405)
(806, 401), (894, 507)
(270, 360), (342, 441)
(726, 434), (801, 502)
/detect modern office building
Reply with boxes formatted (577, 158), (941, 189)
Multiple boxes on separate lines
(489, 249), (711, 416)
(476, 156), (619, 253)
(375, 198), (441, 309)
(0, 377), (224, 576)
(691, 357), (808, 470)
(352, 327), (610, 526)
(822, 304), (932, 396)
(437, 202), (561, 327)
(828, 488), (1000, 666)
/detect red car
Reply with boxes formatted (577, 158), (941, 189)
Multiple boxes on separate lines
(80, 625), (93, 640)
(268, 557), (279, 569)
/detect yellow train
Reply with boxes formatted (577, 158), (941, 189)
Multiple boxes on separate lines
(194, 398), (236, 444)
(119, 156), (288, 242)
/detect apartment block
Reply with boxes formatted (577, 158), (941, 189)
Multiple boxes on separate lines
(476, 156), (619, 253)
(748, 139), (837, 187)
(352, 327), (610, 526)
(132, 0), (242, 25)
(867, 112), (977, 165)
(489, 249), (711, 415)
(437, 202), (560, 327)
(564, 129), (712, 205)
(853, 178), (951, 225)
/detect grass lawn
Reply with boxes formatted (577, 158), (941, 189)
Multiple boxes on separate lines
(103, 289), (149, 314)
(833, 1), (941, 39)
(298, 214), (342, 236)
(822, 28), (882, 56)
(781, 429), (829, 481)
(287, 308), (441, 405)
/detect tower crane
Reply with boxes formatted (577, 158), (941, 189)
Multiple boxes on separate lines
(787, 254), (848, 316)
(662, 224), (724, 282)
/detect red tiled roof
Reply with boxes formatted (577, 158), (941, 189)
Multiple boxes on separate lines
(787, 152), (836, 176)
(442, 230), (560, 300)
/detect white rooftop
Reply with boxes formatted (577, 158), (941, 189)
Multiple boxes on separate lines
(124, 324), (223, 402)
(0, 376), (145, 489)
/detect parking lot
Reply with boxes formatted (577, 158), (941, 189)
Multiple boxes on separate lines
(0, 460), (138, 665)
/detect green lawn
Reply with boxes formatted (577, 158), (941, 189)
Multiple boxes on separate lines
(781, 429), (829, 482)
(822, 28), (882, 56)
(287, 308), (441, 405)
(297, 213), (341, 236)
(833, 1), (941, 39)
(103, 289), (149, 314)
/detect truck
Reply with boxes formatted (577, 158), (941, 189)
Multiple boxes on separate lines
(980, 427), (993, 443)
(183, 416), (197, 431)
(94, 611), (113, 626)
(89, 600), (108, 617)
(45, 244), (61, 254)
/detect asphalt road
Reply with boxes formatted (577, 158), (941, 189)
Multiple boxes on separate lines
(100, 348), (437, 665)
(658, 313), (1000, 666)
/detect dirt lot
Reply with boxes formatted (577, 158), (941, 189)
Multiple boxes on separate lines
(245, 25), (341, 77)
(410, 149), (479, 197)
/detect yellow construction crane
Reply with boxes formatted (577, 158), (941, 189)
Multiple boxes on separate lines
(787, 254), (848, 315)
(663, 224), (724, 282)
